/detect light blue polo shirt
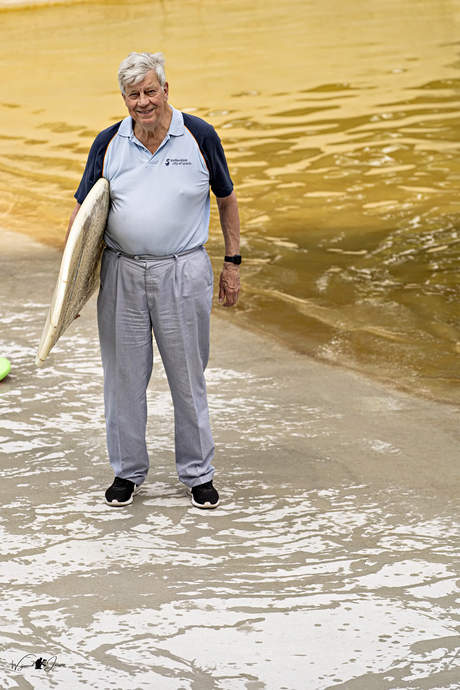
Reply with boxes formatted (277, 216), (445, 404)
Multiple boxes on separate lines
(75, 106), (234, 256)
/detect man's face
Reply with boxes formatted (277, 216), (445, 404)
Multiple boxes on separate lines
(123, 70), (169, 130)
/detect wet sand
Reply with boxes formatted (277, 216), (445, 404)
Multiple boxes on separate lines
(1, 227), (460, 689)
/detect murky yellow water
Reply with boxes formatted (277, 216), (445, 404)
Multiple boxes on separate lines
(2, 0), (460, 401)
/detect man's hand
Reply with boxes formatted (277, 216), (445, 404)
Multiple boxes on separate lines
(219, 263), (241, 307)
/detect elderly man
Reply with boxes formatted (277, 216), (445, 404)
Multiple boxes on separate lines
(67, 52), (241, 509)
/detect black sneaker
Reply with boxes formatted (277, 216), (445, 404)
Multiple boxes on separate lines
(191, 480), (220, 509)
(105, 477), (141, 506)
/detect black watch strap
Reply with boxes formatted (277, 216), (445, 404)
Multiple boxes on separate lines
(224, 255), (242, 265)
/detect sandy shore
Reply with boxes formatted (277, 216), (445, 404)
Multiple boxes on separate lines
(1, 226), (460, 689)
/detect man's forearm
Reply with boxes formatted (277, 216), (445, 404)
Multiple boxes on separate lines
(216, 191), (240, 256)
(216, 191), (241, 307)
(65, 202), (81, 246)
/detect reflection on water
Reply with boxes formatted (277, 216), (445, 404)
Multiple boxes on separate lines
(1, 0), (460, 401)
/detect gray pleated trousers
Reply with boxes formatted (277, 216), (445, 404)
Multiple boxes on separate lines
(97, 245), (215, 488)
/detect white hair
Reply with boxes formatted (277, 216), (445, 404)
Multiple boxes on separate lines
(118, 52), (166, 95)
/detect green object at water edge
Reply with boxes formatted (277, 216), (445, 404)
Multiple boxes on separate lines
(0, 357), (11, 380)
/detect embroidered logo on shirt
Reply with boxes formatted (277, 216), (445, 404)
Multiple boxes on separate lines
(165, 158), (192, 166)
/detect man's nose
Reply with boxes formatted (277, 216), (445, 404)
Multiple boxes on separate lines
(138, 93), (149, 106)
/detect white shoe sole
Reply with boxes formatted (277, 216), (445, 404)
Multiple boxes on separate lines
(191, 497), (220, 509)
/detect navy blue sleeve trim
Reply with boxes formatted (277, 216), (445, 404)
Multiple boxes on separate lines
(74, 121), (123, 204)
(182, 113), (234, 198)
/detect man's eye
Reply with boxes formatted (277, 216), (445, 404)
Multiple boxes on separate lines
(146, 90), (156, 96)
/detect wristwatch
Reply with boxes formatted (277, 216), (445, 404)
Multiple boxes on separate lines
(224, 255), (242, 265)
